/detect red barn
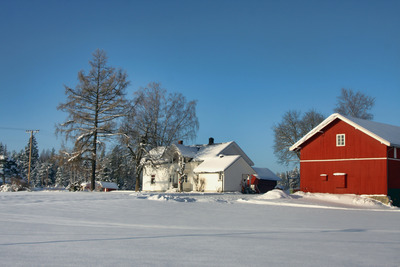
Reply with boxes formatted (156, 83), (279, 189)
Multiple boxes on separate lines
(290, 113), (400, 206)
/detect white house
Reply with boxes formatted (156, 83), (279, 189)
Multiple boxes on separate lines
(142, 138), (258, 192)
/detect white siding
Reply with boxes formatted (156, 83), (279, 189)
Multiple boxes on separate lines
(198, 173), (222, 192)
(224, 157), (255, 192)
(143, 164), (176, 192)
(143, 161), (202, 192)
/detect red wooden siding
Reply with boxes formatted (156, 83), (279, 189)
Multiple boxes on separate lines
(299, 118), (389, 195)
(300, 119), (388, 160)
(388, 159), (400, 189)
(300, 160), (387, 194)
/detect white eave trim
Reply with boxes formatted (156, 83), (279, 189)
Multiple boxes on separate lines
(289, 113), (391, 151)
(333, 173), (347, 176)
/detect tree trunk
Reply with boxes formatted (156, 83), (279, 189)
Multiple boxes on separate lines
(135, 173), (140, 192)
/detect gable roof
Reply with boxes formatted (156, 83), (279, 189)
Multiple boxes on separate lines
(193, 155), (242, 173)
(173, 141), (254, 166)
(290, 113), (400, 151)
(252, 167), (281, 181)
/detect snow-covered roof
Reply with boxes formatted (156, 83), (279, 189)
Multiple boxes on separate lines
(81, 181), (119, 189)
(174, 144), (200, 158)
(174, 142), (233, 160)
(174, 141), (254, 166)
(98, 181), (118, 189)
(252, 167), (281, 181)
(148, 146), (167, 158)
(290, 113), (400, 151)
(193, 155), (241, 173)
(195, 142), (234, 160)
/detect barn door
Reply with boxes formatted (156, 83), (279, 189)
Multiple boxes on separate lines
(334, 173), (347, 188)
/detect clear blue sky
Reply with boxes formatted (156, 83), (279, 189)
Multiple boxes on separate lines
(1, 0), (399, 173)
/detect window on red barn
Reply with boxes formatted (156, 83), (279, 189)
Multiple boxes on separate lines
(336, 134), (345, 147)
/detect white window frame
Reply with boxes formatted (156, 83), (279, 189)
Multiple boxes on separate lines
(336, 134), (345, 147)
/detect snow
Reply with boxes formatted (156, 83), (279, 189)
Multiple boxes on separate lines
(195, 142), (233, 160)
(98, 181), (118, 189)
(174, 143), (199, 158)
(193, 155), (240, 172)
(252, 167), (281, 181)
(291, 113), (400, 150)
(174, 142), (234, 161)
(346, 114), (400, 147)
(0, 190), (399, 266)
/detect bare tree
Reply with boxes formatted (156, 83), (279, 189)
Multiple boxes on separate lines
(334, 88), (375, 120)
(273, 109), (324, 166)
(57, 49), (129, 191)
(120, 82), (199, 191)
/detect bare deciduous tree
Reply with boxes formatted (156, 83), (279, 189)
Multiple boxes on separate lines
(57, 49), (129, 191)
(120, 82), (199, 191)
(334, 88), (375, 120)
(273, 109), (324, 166)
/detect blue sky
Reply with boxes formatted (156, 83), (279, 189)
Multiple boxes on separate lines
(1, 0), (399, 173)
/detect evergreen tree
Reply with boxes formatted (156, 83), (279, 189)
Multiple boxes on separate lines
(0, 143), (8, 157)
(55, 166), (69, 188)
(21, 135), (39, 182)
(30, 162), (41, 187)
(109, 145), (134, 189)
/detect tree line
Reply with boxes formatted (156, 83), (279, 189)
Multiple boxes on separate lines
(0, 137), (137, 191)
(273, 88), (376, 166)
(0, 49), (376, 191)
(1, 49), (198, 191)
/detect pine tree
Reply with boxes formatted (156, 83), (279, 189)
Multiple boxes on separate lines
(0, 142), (8, 157)
(21, 135), (39, 182)
(55, 166), (69, 188)
(31, 163), (41, 187)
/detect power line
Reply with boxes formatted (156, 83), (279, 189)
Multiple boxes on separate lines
(0, 127), (27, 131)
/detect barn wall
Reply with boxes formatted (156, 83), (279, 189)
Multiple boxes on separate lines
(388, 159), (400, 188)
(300, 160), (387, 195)
(301, 119), (388, 160)
(299, 119), (389, 195)
(388, 159), (400, 206)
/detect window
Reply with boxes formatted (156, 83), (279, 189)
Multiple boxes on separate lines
(151, 175), (156, 184)
(336, 134), (345, 146)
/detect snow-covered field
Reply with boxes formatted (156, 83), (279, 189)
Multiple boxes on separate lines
(0, 190), (399, 266)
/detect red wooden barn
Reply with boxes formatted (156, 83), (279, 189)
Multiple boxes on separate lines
(290, 113), (400, 206)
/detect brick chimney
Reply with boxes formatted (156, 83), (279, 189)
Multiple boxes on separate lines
(178, 140), (183, 145)
(208, 137), (214, 145)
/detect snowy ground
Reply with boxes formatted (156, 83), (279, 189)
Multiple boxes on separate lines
(0, 190), (399, 266)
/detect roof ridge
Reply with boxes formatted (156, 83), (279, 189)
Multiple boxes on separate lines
(290, 113), (400, 151)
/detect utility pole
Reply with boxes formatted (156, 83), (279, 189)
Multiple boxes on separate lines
(26, 130), (39, 186)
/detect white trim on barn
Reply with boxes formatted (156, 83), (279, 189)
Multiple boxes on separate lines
(290, 113), (400, 151)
